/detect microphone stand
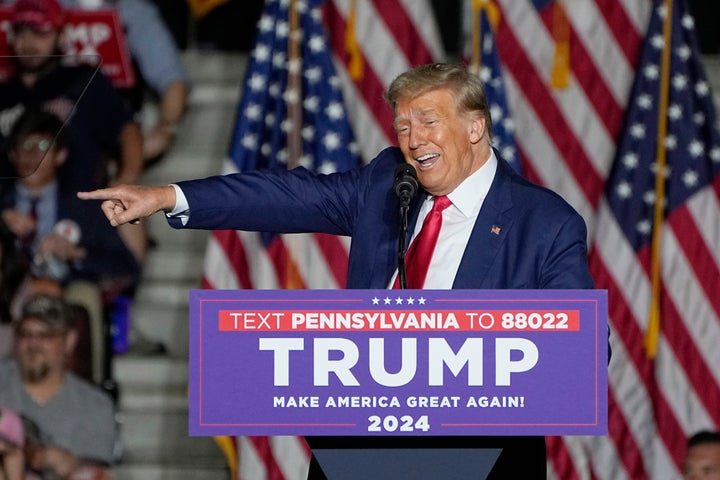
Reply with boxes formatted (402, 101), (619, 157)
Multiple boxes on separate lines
(393, 163), (418, 289)
(397, 202), (410, 289)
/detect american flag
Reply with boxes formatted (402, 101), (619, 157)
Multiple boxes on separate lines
(472, 3), (521, 173)
(488, 0), (720, 478)
(203, 0), (444, 478)
(581, 0), (720, 478)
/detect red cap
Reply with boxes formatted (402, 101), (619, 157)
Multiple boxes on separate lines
(11, 0), (64, 32)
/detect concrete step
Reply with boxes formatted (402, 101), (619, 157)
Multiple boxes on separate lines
(182, 50), (248, 86)
(124, 302), (191, 356)
(142, 245), (208, 283)
(118, 386), (189, 413)
(114, 356), (189, 389)
(112, 463), (229, 480)
(133, 280), (198, 308)
(117, 410), (222, 461)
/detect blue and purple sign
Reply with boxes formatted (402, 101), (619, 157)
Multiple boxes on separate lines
(189, 289), (608, 437)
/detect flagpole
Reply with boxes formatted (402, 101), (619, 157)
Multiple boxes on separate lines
(470, 0), (500, 75)
(285, 0), (306, 289)
(645, 0), (673, 359)
(287, 0), (303, 170)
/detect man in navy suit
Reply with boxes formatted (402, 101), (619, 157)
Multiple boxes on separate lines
(80, 63), (594, 478)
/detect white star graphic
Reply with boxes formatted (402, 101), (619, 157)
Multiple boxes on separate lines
(636, 219), (652, 235)
(384, 297), (391, 305)
(395, 297), (404, 305)
(418, 297), (426, 305)
(323, 132), (341, 151)
(309, 34), (326, 53)
(616, 181), (632, 200)
(682, 169), (699, 188)
(372, 297), (379, 305)
(241, 133), (257, 150)
(245, 103), (262, 121)
(318, 161), (337, 175)
(688, 139), (705, 158)
(302, 125), (316, 141)
(248, 73), (266, 92)
(407, 297), (415, 305)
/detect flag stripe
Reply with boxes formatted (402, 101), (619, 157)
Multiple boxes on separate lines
(322, 1), (397, 152)
(370, 0), (435, 66)
(312, 233), (349, 287)
(595, 0), (645, 66)
(496, 4), (605, 210)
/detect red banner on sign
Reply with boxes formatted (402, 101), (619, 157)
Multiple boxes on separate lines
(0, 7), (135, 88)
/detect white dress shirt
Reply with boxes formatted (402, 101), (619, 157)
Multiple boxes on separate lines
(390, 151), (497, 289)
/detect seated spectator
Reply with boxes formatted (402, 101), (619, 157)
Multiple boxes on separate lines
(0, 294), (117, 479)
(1, 109), (142, 381)
(58, 0), (190, 162)
(0, 406), (24, 480)
(684, 430), (720, 480)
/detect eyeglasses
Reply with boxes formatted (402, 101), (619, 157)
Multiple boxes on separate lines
(18, 138), (52, 154)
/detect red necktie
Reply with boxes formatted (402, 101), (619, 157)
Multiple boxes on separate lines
(395, 195), (452, 289)
(21, 196), (39, 257)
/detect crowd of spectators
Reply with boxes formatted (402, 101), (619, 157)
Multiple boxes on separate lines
(0, 0), (187, 475)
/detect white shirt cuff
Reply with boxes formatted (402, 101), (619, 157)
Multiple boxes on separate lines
(166, 184), (190, 224)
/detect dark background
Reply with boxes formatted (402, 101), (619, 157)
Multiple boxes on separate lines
(151, 0), (720, 55)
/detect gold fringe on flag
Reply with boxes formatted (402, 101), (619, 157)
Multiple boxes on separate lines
(287, 0), (303, 170)
(186, 0), (230, 19)
(550, 0), (570, 89)
(213, 436), (238, 479)
(345, 0), (364, 81)
(645, 0), (674, 359)
(471, 0), (500, 74)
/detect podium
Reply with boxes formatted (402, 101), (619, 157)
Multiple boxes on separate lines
(188, 289), (608, 478)
(311, 447), (501, 479)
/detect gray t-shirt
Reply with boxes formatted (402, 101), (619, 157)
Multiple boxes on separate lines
(0, 360), (116, 468)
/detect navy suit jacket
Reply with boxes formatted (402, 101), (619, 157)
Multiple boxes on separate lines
(172, 146), (594, 477)
(173, 146), (594, 291)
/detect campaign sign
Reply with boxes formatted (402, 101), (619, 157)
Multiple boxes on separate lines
(0, 7), (135, 87)
(189, 289), (608, 437)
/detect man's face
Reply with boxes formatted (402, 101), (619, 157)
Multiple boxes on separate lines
(11, 25), (60, 72)
(14, 317), (69, 383)
(9, 133), (62, 188)
(394, 88), (489, 196)
(684, 443), (720, 480)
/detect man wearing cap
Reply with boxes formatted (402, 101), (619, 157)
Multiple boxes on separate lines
(0, 0), (144, 195)
(0, 294), (116, 479)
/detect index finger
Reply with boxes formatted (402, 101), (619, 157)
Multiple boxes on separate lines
(77, 188), (120, 201)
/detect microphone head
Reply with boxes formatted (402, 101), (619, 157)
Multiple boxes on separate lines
(393, 163), (418, 201)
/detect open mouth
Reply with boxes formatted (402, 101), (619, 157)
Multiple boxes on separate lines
(414, 153), (439, 169)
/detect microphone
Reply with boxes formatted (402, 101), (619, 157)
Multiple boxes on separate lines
(393, 164), (417, 289)
(393, 163), (418, 207)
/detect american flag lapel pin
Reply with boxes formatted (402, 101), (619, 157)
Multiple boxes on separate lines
(491, 225), (502, 235)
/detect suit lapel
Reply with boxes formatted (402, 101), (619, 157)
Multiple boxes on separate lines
(370, 190), (424, 289)
(453, 160), (515, 288)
